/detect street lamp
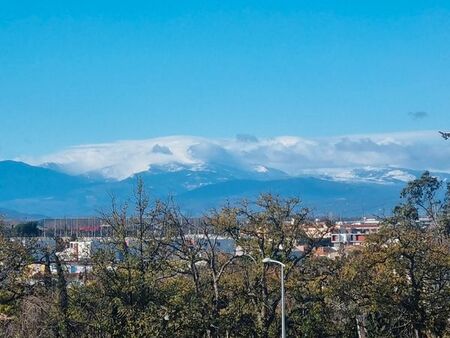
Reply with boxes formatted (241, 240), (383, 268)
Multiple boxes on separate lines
(262, 258), (286, 338)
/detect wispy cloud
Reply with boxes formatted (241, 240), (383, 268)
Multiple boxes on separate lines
(22, 131), (450, 180)
(152, 144), (173, 155)
(235, 134), (259, 143)
(408, 111), (428, 120)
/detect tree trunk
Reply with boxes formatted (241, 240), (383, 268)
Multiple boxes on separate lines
(55, 254), (69, 337)
(356, 315), (367, 338)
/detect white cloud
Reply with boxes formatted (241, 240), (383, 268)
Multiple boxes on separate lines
(22, 131), (450, 180)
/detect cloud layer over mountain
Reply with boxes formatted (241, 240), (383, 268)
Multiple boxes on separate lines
(23, 131), (450, 180)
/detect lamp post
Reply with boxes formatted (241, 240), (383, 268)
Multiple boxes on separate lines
(262, 258), (286, 338)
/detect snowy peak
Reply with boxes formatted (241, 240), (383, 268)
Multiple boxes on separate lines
(303, 167), (450, 185)
(37, 136), (206, 180)
(380, 169), (417, 183)
(23, 132), (450, 181)
(2, 160), (450, 218)
(302, 167), (420, 184)
(126, 162), (289, 192)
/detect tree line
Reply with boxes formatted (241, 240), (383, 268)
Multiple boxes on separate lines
(0, 172), (449, 338)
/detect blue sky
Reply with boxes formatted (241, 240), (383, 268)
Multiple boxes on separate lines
(1, 1), (450, 159)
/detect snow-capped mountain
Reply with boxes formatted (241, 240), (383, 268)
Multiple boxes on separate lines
(1, 159), (449, 219)
(3, 132), (449, 218)
(299, 167), (420, 184)
(25, 132), (450, 181)
(36, 136), (293, 181)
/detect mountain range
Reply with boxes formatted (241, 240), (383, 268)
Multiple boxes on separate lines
(1, 159), (448, 219)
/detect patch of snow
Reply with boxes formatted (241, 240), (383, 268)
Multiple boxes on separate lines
(383, 170), (416, 182)
(255, 165), (269, 173)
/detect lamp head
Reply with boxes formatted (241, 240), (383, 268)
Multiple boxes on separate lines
(262, 257), (286, 267)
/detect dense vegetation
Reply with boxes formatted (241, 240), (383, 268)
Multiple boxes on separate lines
(0, 173), (449, 338)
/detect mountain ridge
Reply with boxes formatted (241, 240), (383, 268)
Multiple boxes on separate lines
(1, 160), (448, 218)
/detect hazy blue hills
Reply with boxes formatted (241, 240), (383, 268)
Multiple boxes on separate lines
(177, 177), (403, 217)
(0, 160), (445, 219)
(0, 161), (95, 201)
(0, 206), (47, 220)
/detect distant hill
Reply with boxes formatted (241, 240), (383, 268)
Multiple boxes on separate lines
(176, 177), (403, 216)
(0, 160), (94, 201)
(0, 206), (47, 221)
